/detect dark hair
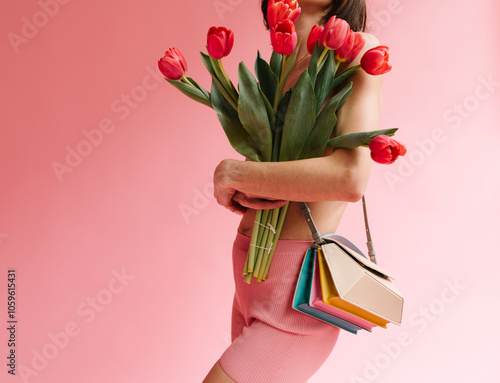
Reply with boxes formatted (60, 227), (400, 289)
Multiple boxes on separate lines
(261, 0), (367, 32)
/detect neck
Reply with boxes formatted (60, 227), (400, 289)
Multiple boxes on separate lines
(293, 5), (329, 63)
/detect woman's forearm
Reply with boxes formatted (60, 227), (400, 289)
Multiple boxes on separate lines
(216, 147), (372, 203)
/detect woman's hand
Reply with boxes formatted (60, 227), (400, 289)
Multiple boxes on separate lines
(213, 159), (287, 215)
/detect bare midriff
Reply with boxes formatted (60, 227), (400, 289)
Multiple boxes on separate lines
(237, 199), (348, 241)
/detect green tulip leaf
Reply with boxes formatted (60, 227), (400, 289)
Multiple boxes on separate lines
(186, 77), (211, 100)
(326, 128), (399, 149)
(314, 50), (336, 115)
(255, 51), (278, 108)
(270, 50), (283, 76)
(329, 81), (353, 137)
(238, 62), (273, 162)
(272, 89), (292, 161)
(307, 42), (322, 85)
(280, 40), (301, 90)
(299, 82), (353, 158)
(210, 55), (238, 100)
(213, 74), (238, 110)
(201, 52), (238, 109)
(210, 80), (261, 161)
(209, 56), (238, 102)
(299, 97), (342, 159)
(332, 65), (360, 89)
(259, 86), (276, 133)
(279, 71), (316, 161)
(333, 82), (353, 111)
(166, 79), (212, 108)
(200, 52), (217, 78)
(300, 114), (337, 159)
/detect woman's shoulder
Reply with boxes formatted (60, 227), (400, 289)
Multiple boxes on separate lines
(359, 32), (380, 45)
(358, 32), (381, 57)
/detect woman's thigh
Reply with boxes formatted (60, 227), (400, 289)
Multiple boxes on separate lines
(203, 360), (236, 383)
(219, 319), (338, 383)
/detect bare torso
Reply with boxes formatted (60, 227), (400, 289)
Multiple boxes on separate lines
(238, 199), (348, 240)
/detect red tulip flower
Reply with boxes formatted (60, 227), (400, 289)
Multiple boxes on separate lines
(369, 135), (407, 164)
(320, 16), (349, 51)
(207, 26), (234, 60)
(267, 0), (301, 29)
(158, 48), (188, 81)
(335, 30), (365, 62)
(360, 45), (392, 75)
(270, 19), (298, 55)
(307, 25), (324, 55)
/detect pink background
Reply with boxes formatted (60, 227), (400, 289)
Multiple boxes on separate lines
(1, 0), (499, 382)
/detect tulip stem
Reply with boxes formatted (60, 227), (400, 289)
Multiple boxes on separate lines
(317, 47), (329, 72)
(218, 60), (230, 88)
(246, 209), (263, 274)
(273, 55), (287, 112)
(181, 76), (195, 87)
(262, 202), (289, 281)
(217, 59), (238, 105)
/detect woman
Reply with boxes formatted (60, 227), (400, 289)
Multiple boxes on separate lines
(204, 1), (383, 381)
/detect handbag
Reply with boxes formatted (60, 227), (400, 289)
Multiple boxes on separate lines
(292, 196), (404, 333)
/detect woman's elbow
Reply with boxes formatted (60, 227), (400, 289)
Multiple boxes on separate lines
(339, 166), (370, 202)
(344, 188), (364, 203)
(341, 183), (365, 202)
(322, 148), (372, 202)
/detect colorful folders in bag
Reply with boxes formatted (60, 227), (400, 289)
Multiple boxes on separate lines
(292, 199), (404, 333)
(318, 239), (403, 326)
(292, 247), (366, 334)
(310, 246), (379, 331)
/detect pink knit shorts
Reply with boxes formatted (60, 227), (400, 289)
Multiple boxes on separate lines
(219, 231), (340, 383)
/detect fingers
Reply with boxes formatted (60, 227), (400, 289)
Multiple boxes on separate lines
(213, 159), (286, 215)
(214, 192), (246, 215)
(213, 185), (246, 215)
(232, 191), (287, 210)
(228, 202), (246, 215)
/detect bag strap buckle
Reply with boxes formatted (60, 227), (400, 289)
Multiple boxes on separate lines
(298, 196), (378, 264)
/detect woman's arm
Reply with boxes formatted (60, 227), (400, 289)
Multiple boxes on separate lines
(214, 34), (384, 213)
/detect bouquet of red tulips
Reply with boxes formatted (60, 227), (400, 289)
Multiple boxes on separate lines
(159, 0), (406, 283)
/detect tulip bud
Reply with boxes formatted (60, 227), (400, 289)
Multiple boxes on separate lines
(335, 30), (365, 63)
(320, 16), (349, 51)
(270, 19), (298, 55)
(207, 26), (234, 60)
(158, 48), (188, 81)
(360, 45), (392, 75)
(307, 25), (324, 55)
(267, 0), (301, 29)
(369, 135), (407, 164)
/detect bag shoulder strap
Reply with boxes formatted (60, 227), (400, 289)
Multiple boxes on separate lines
(298, 195), (378, 264)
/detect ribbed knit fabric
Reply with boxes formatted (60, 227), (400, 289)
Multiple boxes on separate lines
(219, 231), (340, 383)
